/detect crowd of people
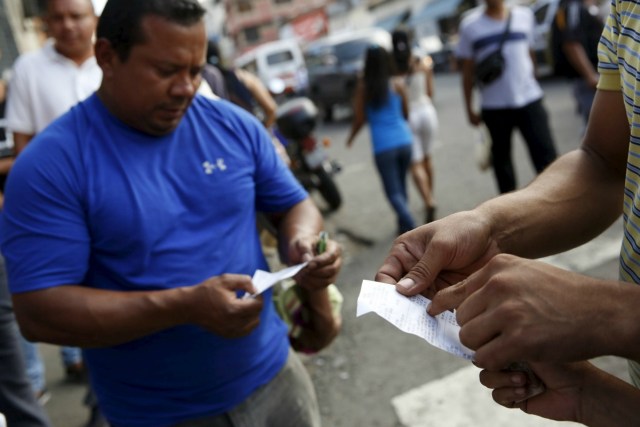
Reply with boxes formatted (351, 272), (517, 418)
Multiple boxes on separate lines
(2, 0), (638, 426)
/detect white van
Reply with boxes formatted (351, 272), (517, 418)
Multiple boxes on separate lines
(234, 39), (308, 95)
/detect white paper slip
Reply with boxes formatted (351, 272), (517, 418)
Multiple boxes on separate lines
(357, 280), (475, 360)
(247, 262), (309, 298)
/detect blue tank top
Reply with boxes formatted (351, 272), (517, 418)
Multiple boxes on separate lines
(365, 89), (413, 154)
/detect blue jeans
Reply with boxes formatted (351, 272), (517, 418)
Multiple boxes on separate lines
(19, 339), (46, 393)
(0, 255), (51, 427)
(20, 340), (82, 393)
(374, 145), (415, 234)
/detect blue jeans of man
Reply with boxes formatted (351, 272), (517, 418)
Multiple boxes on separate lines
(0, 255), (51, 427)
(374, 145), (415, 234)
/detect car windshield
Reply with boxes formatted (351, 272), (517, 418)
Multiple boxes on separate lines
(334, 39), (370, 62)
(267, 50), (294, 66)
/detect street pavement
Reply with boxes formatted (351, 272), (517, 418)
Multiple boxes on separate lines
(32, 71), (630, 427)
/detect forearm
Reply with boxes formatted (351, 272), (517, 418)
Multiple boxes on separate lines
(276, 198), (323, 264)
(477, 149), (622, 258)
(461, 65), (475, 118)
(13, 133), (33, 155)
(13, 284), (192, 347)
(580, 363), (640, 427)
(293, 286), (341, 351)
(564, 42), (598, 85)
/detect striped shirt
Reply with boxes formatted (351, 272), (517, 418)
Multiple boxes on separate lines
(598, 0), (640, 386)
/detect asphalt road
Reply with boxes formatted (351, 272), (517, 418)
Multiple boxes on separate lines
(34, 72), (629, 427)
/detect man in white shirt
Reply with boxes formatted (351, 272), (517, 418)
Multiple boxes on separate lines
(457, 0), (558, 194)
(6, 0), (101, 154)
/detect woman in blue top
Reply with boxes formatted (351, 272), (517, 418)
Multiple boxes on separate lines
(346, 45), (416, 234)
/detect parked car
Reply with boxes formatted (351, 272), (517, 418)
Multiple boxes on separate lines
(234, 39), (309, 95)
(304, 28), (392, 121)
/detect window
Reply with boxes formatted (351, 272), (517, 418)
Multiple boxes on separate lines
(244, 26), (260, 44)
(237, 0), (252, 13)
(267, 50), (294, 66)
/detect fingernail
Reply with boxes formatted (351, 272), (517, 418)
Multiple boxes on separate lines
(397, 277), (415, 291)
(510, 375), (524, 385)
(514, 387), (526, 397)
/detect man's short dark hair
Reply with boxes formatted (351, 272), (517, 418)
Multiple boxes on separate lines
(96, 0), (206, 61)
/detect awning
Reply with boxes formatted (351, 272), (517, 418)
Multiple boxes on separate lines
(410, 0), (464, 25)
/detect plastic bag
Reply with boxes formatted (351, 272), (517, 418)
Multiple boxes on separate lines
(475, 126), (492, 172)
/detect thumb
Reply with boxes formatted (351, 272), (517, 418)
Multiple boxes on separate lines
(394, 246), (451, 296)
(220, 274), (257, 295)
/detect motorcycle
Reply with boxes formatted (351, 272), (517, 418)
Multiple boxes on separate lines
(272, 96), (342, 212)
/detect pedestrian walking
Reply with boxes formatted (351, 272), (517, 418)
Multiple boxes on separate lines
(457, 0), (558, 194)
(346, 45), (416, 235)
(392, 27), (439, 223)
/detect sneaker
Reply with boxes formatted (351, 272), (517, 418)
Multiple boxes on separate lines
(35, 388), (51, 406)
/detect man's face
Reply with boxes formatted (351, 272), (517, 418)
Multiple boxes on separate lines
(99, 15), (206, 136)
(46, 0), (97, 59)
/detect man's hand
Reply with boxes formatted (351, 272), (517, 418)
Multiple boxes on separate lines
(289, 234), (342, 292)
(428, 255), (623, 369)
(479, 360), (640, 426)
(186, 274), (263, 338)
(467, 110), (483, 127)
(478, 361), (587, 422)
(375, 210), (499, 299)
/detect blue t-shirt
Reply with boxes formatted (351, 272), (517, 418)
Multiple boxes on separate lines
(1, 94), (308, 426)
(365, 90), (412, 154)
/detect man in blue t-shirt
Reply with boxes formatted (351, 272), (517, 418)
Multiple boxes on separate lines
(1, 1), (342, 426)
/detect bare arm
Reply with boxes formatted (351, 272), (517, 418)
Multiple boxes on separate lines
(422, 56), (435, 99)
(237, 69), (277, 128)
(563, 41), (599, 88)
(13, 274), (263, 348)
(461, 59), (481, 126)
(393, 79), (410, 120)
(346, 80), (366, 147)
(13, 132), (33, 155)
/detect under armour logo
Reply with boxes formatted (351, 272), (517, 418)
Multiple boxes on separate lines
(202, 159), (227, 174)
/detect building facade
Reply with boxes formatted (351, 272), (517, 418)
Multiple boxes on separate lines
(224, 0), (331, 54)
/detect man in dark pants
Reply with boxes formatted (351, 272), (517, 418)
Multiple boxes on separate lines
(551, 0), (605, 125)
(457, 0), (557, 193)
(0, 256), (51, 427)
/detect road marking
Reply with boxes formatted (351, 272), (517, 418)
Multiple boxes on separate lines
(392, 364), (582, 427)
